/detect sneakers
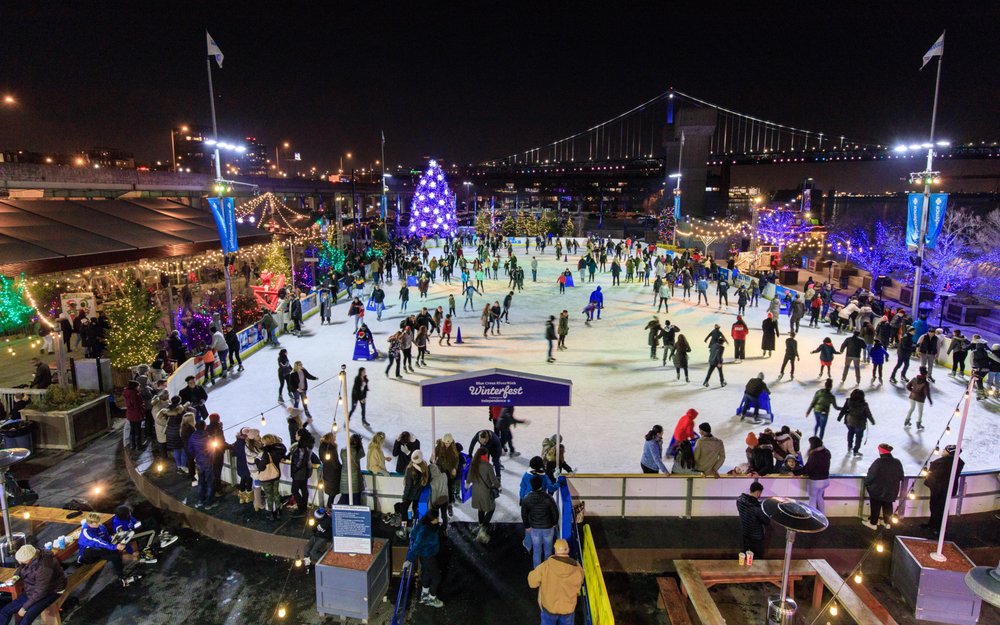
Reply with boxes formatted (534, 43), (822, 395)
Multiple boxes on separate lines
(139, 553), (158, 564)
(861, 520), (878, 530)
(423, 595), (444, 608)
(121, 575), (140, 587)
(158, 532), (179, 549)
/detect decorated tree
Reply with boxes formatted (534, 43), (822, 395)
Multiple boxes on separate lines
(539, 210), (558, 237)
(564, 217), (576, 237)
(318, 239), (346, 275)
(501, 214), (516, 236)
(0, 275), (35, 332)
(755, 208), (814, 254)
(474, 209), (495, 236)
(408, 159), (457, 237)
(658, 199), (676, 245)
(920, 208), (982, 318)
(830, 221), (909, 279)
(107, 285), (162, 368)
(260, 241), (291, 281)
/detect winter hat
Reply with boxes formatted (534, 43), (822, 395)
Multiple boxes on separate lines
(698, 422), (712, 435)
(878, 443), (893, 454)
(745, 432), (758, 447)
(944, 444), (957, 454)
(14, 545), (37, 564)
(314, 507), (326, 520)
(442, 433), (455, 446)
(209, 413), (221, 424)
(529, 456), (546, 471)
(410, 450), (425, 466)
(767, 312), (773, 318)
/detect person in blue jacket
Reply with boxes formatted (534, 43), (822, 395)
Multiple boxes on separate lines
(588, 286), (604, 320)
(911, 315), (929, 346)
(78, 512), (141, 587)
(111, 504), (178, 561)
(519, 456), (559, 502)
(404, 512), (444, 608)
(640, 425), (670, 474)
(869, 339), (890, 385)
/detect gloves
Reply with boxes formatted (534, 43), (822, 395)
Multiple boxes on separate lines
(401, 560), (412, 571)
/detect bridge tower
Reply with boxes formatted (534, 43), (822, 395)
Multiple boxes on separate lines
(663, 107), (717, 218)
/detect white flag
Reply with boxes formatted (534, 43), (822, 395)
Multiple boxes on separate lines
(206, 31), (224, 68)
(921, 32), (944, 70)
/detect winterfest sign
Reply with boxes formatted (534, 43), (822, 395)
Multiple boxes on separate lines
(420, 368), (571, 407)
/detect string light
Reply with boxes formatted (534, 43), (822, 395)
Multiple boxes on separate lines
(260, 415), (267, 427)
(853, 573), (863, 584)
(875, 542), (884, 553)
(829, 604), (838, 616)
(276, 606), (287, 619)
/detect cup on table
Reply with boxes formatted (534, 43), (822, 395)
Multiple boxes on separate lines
(738, 552), (746, 566)
(746, 550), (754, 566)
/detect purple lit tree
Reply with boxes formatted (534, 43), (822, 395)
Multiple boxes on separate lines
(830, 221), (909, 279)
(755, 208), (814, 254)
(920, 208), (983, 318)
(408, 159), (457, 237)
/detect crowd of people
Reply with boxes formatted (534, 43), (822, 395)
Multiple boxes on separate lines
(89, 230), (992, 622)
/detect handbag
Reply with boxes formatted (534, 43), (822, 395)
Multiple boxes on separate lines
(489, 486), (500, 500)
(258, 457), (280, 482)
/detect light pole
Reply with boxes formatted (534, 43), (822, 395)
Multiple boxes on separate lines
(463, 181), (473, 224)
(339, 151), (352, 175)
(909, 35), (945, 319)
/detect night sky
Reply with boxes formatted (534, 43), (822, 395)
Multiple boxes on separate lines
(2, 2), (998, 170)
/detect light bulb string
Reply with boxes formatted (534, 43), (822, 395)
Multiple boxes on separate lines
(221, 368), (345, 433)
(805, 374), (977, 625)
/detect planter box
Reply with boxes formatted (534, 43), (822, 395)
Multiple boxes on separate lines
(945, 300), (993, 325)
(315, 538), (389, 621)
(20, 396), (111, 451)
(778, 269), (799, 286)
(898, 285), (936, 307)
(890, 536), (981, 625)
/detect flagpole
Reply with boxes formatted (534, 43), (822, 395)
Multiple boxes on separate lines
(206, 54), (232, 321)
(909, 34), (944, 319)
(380, 131), (388, 222)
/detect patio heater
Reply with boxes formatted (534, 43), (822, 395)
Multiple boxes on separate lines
(965, 561), (1000, 608)
(762, 497), (829, 625)
(0, 448), (30, 564)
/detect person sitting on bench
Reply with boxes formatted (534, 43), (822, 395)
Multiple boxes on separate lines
(78, 512), (147, 587)
(111, 504), (179, 563)
(0, 544), (66, 625)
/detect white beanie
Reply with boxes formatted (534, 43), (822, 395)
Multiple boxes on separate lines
(15, 544), (37, 564)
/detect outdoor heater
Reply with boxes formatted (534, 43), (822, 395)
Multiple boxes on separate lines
(0, 448), (30, 565)
(965, 561), (1000, 608)
(762, 496), (829, 625)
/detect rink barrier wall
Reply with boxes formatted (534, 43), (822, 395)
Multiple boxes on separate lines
(566, 471), (1000, 519)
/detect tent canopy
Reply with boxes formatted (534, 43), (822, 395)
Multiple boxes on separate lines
(419, 368), (571, 407)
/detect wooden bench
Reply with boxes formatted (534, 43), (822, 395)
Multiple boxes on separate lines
(39, 561), (107, 625)
(675, 560), (725, 625)
(809, 559), (899, 625)
(656, 577), (693, 625)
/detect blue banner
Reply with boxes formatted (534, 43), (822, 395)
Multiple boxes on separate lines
(208, 196), (239, 254)
(925, 193), (948, 250)
(673, 193), (681, 220)
(420, 368), (572, 407)
(906, 193), (948, 250)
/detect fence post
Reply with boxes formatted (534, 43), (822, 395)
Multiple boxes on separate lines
(620, 478), (626, 518)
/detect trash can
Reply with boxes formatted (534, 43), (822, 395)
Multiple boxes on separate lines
(1, 421), (36, 454)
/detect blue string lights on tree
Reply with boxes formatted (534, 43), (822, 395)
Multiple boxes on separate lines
(408, 159), (457, 237)
(830, 221), (909, 279)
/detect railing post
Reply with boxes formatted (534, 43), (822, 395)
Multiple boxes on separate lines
(685, 477), (694, 518)
(620, 478), (626, 518)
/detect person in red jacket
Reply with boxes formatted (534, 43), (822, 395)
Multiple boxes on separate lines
(668, 409), (699, 455)
(124, 380), (145, 451)
(731, 316), (750, 363)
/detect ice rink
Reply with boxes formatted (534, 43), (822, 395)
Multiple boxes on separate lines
(204, 244), (999, 520)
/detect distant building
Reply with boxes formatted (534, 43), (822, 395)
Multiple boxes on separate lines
(239, 136), (269, 176)
(171, 124), (215, 174)
(81, 147), (135, 169)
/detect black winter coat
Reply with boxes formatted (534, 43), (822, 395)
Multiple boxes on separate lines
(736, 493), (769, 539)
(520, 490), (559, 529)
(864, 454), (904, 501)
(319, 441), (341, 497)
(925, 455), (965, 495)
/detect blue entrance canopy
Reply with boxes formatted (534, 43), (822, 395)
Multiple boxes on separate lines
(419, 368), (572, 407)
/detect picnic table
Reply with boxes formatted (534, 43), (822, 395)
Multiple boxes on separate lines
(671, 558), (896, 625)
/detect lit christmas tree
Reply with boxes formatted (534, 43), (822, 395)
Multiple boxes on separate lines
(107, 285), (162, 369)
(408, 159), (457, 237)
(0, 275), (35, 333)
(260, 241), (291, 281)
